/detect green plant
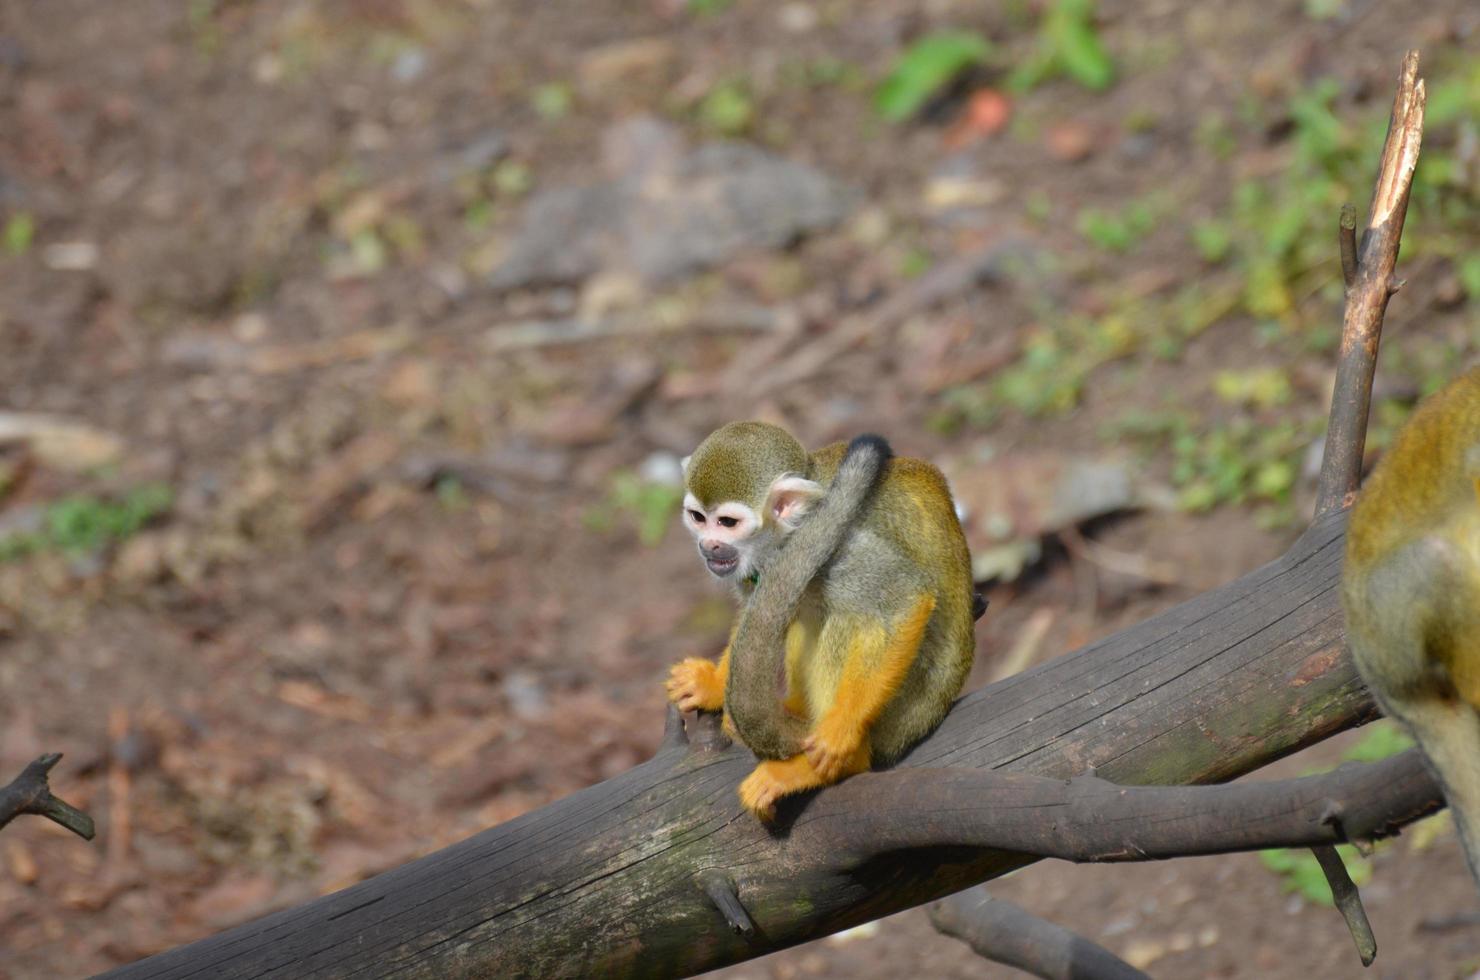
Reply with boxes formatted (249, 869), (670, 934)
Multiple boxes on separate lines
(4, 213), (34, 255)
(699, 79), (755, 136)
(435, 475), (469, 511)
(1075, 198), (1158, 252)
(584, 472), (685, 547)
(1212, 368), (1292, 410)
(875, 31), (994, 122)
(1008, 0), (1115, 93)
(1342, 720), (1415, 763)
(897, 246), (933, 279)
(531, 82), (573, 120)
(0, 484), (174, 562)
(686, 0), (732, 13)
(492, 160), (533, 197)
(1190, 220), (1232, 263)
(1171, 418), (1303, 512)
(1258, 845), (1370, 906)
(1202, 63), (1480, 339)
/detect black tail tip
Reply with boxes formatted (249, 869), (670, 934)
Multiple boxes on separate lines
(846, 433), (893, 462)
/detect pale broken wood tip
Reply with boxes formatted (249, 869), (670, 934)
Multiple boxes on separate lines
(1370, 51), (1425, 229)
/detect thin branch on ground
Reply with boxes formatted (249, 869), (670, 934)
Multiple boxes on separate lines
(0, 753), (96, 841)
(929, 887), (1148, 980)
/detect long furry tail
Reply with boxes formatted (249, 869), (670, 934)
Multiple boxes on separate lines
(725, 434), (892, 760)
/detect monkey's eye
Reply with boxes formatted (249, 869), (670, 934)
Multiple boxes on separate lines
(717, 516), (739, 528)
(688, 510), (706, 525)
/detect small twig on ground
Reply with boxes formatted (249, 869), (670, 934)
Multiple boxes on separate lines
(1059, 525), (1181, 588)
(1314, 50), (1425, 518)
(929, 887), (1148, 980)
(733, 240), (1031, 397)
(0, 754), (96, 840)
(989, 608), (1055, 683)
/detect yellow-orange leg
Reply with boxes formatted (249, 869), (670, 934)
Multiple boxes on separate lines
(665, 648), (731, 713)
(738, 743), (871, 821)
(804, 595), (936, 781)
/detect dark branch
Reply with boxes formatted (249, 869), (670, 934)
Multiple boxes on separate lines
(809, 749), (1439, 861)
(687, 706), (733, 754)
(1310, 843), (1377, 966)
(660, 703), (689, 753)
(0, 753), (96, 841)
(1314, 49), (1425, 518)
(700, 870), (756, 937)
(929, 887), (1148, 980)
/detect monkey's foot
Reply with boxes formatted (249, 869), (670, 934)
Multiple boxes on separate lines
(802, 720), (865, 783)
(739, 756), (819, 822)
(665, 658), (724, 713)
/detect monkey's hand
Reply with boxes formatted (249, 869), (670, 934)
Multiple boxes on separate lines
(665, 658), (725, 713)
(802, 718), (865, 783)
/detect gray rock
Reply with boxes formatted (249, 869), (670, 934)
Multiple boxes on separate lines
(490, 117), (853, 289)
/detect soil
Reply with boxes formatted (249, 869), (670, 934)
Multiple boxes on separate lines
(1, 1), (1478, 977)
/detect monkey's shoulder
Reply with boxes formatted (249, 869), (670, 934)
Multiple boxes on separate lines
(1348, 368), (1480, 568)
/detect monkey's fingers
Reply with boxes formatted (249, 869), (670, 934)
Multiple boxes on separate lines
(664, 659), (725, 713)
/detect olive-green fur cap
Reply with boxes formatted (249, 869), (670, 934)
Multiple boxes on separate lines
(686, 422), (809, 509)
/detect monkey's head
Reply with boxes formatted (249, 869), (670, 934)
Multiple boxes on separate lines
(681, 421), (823, 581)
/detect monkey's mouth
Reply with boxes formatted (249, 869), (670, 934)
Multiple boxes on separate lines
(706, 555), (739, 577)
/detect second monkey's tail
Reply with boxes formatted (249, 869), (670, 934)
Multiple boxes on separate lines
(725, 434), (892, 760)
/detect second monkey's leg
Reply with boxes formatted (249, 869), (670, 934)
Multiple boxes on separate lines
(804, 596), (936, 781)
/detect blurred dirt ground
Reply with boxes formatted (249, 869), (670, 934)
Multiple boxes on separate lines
(1, 1), (1479, 977)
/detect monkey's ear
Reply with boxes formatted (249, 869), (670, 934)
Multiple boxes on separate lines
(765, 475), (824, 530)
(680, 455), (692, 475)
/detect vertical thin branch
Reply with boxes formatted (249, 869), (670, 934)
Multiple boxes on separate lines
(1311, 844), (1378, 966)
(1314, 51), (1425, 518)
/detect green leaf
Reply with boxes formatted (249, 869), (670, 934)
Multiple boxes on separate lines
(1191, 221), (1232, 263)
(1459, 254), (1480, 302)
(531, 83), (573, 120)
(875, 31), (994, 122)
(4, 213), (34, 255)
(1343, 721), (1415, 763)
(699, 80), (755, 136)
(1045, 0), (1114, 91)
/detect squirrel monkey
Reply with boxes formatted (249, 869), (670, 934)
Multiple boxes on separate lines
(1342, 366), (1480, 888)
(665, 421), (976, 820)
